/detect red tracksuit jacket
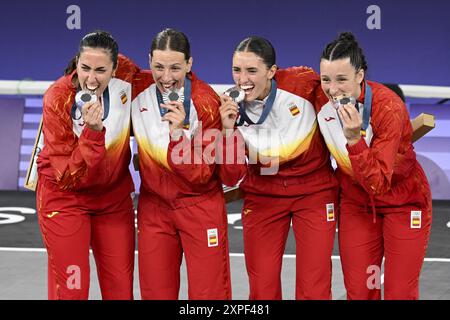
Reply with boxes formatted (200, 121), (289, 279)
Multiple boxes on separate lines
(131, 71), (223, 208)
(315, 80), (432, 214)
(220, 66), (337, 196)
(37, 54), (139, 195)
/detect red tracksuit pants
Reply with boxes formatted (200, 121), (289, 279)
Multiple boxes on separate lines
(338, 203), (432, 300)
(242, 187), (338, 300)
(137, 190), (231, 300)
(36, 175), (135, 300)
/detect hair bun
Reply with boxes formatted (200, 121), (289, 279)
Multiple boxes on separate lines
(338, 32), (357, 43)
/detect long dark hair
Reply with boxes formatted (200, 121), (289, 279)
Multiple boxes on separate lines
(64, 30), (119, 75)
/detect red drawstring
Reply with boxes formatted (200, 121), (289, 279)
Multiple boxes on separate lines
(369, 195), (376, 223)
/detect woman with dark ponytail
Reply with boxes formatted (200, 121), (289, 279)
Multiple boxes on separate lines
(316, 31), (432, 299)
(36, 30), (140, 299)
(218, 36), (338, 300)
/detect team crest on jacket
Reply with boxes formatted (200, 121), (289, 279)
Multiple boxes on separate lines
(207, 228), (218, 247)
(289, 103), (300, 117)
(120, 90), (128, 104)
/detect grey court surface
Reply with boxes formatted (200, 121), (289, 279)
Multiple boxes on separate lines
(0, 191), (449, 300)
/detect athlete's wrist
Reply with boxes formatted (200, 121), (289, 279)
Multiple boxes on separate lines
(222, 128), (235, 137)
(347, 137), (361, 146)
(170, 128), (184, 142)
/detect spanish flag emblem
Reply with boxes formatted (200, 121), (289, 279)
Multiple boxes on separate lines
(289, 105), (300, 117)
(410, 211), (421, 228)
(209, 235), (217, 245)
(120, 92), (128, 104)
(207, 228), (218, 247)
(326, 203), (335, 222)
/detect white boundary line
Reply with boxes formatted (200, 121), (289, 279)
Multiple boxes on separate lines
(0, 247), (46, 252)
(229, 253), (450, 263)
(1, 247), (449, 262)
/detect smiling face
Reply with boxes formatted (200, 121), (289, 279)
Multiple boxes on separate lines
(76, 47), (116, 97)
(232, 51), (276, 102)
(319, 57), (364, 103)
(150, 49), (193, 93)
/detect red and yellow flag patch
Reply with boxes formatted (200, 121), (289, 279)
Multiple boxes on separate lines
(326, 203), (335, 222)
(289, 104), (300, 117)
(207, 228), (218, 247)
(410, 211), (421, 228)
(120, 90), (128, 104)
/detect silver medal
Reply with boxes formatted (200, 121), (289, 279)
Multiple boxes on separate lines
(75, 90), (98, 108)
(224, 86), (245, 103)
(331, 96), (356, 110)
(162, 87), (185, 104)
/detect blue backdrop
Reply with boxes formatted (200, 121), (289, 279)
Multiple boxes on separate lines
(2, 0), (450, 198)
(1, 0), (449, 86)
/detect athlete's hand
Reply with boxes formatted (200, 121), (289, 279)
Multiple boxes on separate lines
(82, 101), (103, 132)
(161, 100), (186, 134)
(337, 101), (362, 146)
(219, 94), (239, 130)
